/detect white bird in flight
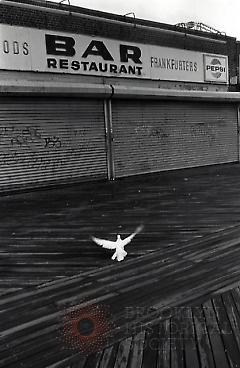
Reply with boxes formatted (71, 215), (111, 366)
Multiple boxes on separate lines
(91, 225), (144, 262)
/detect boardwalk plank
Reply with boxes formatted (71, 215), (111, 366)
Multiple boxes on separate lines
(113, 338), (132, 368)
(157, 319), (170, 368)
(97, 344), (119, 368)
(203, 300), (230, 368)
(193, 305), (215, 368)
(141, 324), (159, 368)
(70, 356), (87, 368)
(83, 352), (102, 368)
(170, 311), (185, 368)
(98, 346), (114, 368)
(126, 331), (145, 368)
(183, 307), (200, 368)
(222, 291), (240, 354)
(212, 295), (240, 368)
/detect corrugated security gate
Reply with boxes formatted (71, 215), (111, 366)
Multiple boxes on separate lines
(112, 100), (238, 177)
(0, 97), (107, 191)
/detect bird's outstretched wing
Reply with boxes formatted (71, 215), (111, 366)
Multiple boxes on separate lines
(91, 236), (116, 249)
(121, 225), (144, 247)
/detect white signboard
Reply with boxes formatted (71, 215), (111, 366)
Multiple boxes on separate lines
(203, 54), (228, 83)
(149, 45), (203, 82)
(0, 24), (229, 84)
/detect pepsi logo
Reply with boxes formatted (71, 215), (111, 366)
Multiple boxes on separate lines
(205, 58), (226, 79)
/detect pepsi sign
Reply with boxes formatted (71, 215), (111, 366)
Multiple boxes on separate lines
(204, 55), (228, 83)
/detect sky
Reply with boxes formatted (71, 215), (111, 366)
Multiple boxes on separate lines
(51, 0), (240, 39)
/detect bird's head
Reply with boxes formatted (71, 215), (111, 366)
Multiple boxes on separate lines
(117, 234), (121, 240)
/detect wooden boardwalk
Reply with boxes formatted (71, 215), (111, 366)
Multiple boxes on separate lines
(2, 225), (240, 367)
(3, 163), (240, 367)
(1, 163), (240, 292)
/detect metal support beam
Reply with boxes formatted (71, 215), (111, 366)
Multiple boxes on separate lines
(104, 98), (115, 180)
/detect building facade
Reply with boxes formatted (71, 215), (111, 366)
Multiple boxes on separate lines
(0, 0), (240, 192)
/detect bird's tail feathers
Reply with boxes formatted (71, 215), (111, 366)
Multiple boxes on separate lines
(117, 248), (127, 261)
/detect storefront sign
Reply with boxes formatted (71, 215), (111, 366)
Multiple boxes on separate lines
(0, 24), (229, 84)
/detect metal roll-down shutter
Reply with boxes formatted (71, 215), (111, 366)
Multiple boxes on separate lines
(0, 97), (107, 191)
(112, 100), (238, 178)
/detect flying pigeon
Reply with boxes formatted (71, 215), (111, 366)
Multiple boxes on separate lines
(91, 225), (144, 262)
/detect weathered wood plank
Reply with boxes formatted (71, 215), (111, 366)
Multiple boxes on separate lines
(193, 305), (216, 368)
(141, 324), (159, 368)
(170, 310), (185, 368)
(97, 344), (119, 368)
(212, 295), (240, 368)
(183, 307), (200, 368)
(98, 346), (115, 368)
(126, 331), (145, 368)
(203, 300), (230, 368)
(82, 352), (102, 368)
(156, 319), (170, 368)
(113, 337), (132, 368)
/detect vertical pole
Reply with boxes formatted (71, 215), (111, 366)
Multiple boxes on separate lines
(104, 98), (115, 180)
